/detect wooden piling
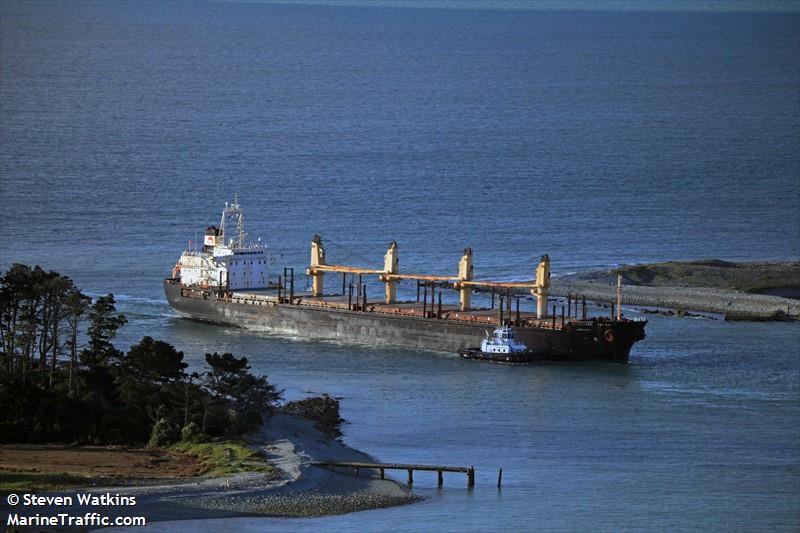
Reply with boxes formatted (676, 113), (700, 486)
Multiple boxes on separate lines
(363, 285), (367, 311)
(423, 285), (428, 316)
(289, 267), (294, 303)
(342, 273), (346, 295)
(582, 295), (587, 319)
(416, 280), (420, 302)
(437, 292), (442, 318)
(497, 468), (503, 488)
(567, 293), (572, 317)
(516, 298), (520, 325)
(561, 306), (565, 328)
(407, 469), (413, 485)
(380, 468), (385, 480)
(552, 305), (556, 329)
(438, 470), (444, 486)
(277, 275), (282, 301)
(491, 287), (495, 309)
(499, 296), (504, 325)
(467, 466), (475, 487)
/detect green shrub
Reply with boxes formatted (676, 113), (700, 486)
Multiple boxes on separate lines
(148, 418), (178, 448)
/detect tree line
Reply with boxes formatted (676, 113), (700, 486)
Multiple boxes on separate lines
(0, 264), (282, 445)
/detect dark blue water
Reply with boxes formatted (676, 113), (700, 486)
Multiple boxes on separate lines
(2, 1), (799, 531)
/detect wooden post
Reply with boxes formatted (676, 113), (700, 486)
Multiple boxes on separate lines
(363, 285), (367, 311)
(423, 285), (428, 316)
(516, 298), (520, 325)
(437, 292), (442, 318)
(467, 466), (475, 487)
(438, 470), (444, 486)
(552, 304), (556, 329)
(342, 273), (346, 295)
(610, 303), (615, 319)
(416, 281), (420, 302)
(407, 469), (413, 485)
(277, 275), (282, 301)
(491, 287), (495, 309)
(567, 293), (572, 317)
(497, 468), (503, 488)
(582, 295), (587, 319)
(380, 468), (385, 480)
(507, 288), (511, 311)
(355, 467), (360, 477)
(290, 267), (294, 304)
(561, 306), (565, 328)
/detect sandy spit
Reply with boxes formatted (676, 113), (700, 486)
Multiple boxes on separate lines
(2, 415), (415, 530)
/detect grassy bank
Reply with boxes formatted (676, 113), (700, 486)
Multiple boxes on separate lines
(169, 440), (277, 478)
(0, 441), (276, 492)
(0, 472), (96, 492)
(605, 260), (800, 295)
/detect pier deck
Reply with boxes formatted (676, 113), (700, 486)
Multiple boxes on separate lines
(312, 460), (475, 487)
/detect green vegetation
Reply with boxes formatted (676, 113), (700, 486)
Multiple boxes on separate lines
(612, 260), (800, 294)
(283, 395), (344, 438)
(170, 440), (276, 478)
(0, 472), (96, 492)
(0, 263), (283, 446)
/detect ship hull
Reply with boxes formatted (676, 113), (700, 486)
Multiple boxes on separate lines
(164, 281), (645, 363)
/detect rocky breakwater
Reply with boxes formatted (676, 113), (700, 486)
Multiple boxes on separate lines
(552, 260), (800, 321)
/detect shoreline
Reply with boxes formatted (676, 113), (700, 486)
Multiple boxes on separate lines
(550, 279), (799, 320)
(0, 414), (416, 527)
(549, 260), (800, 320)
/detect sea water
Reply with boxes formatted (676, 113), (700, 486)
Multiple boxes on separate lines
(1, 1), (798, 530)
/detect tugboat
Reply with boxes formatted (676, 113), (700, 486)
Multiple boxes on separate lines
(459, 326), (537, 364)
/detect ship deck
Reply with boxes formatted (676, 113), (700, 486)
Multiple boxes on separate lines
(227, 288), (582, 330)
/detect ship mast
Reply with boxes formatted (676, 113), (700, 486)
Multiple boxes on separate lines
(219, 195), (247, 248)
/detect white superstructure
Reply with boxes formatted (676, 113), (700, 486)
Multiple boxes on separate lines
(480, 326), (529, 355)
(172, 199), (272, 290)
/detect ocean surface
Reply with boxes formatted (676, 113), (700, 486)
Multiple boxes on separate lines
(1, 1), (799, 531)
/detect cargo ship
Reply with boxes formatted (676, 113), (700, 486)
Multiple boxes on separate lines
(164, 200), (647, 363)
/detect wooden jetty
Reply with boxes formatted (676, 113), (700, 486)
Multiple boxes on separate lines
(311, 460), (475, 487)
